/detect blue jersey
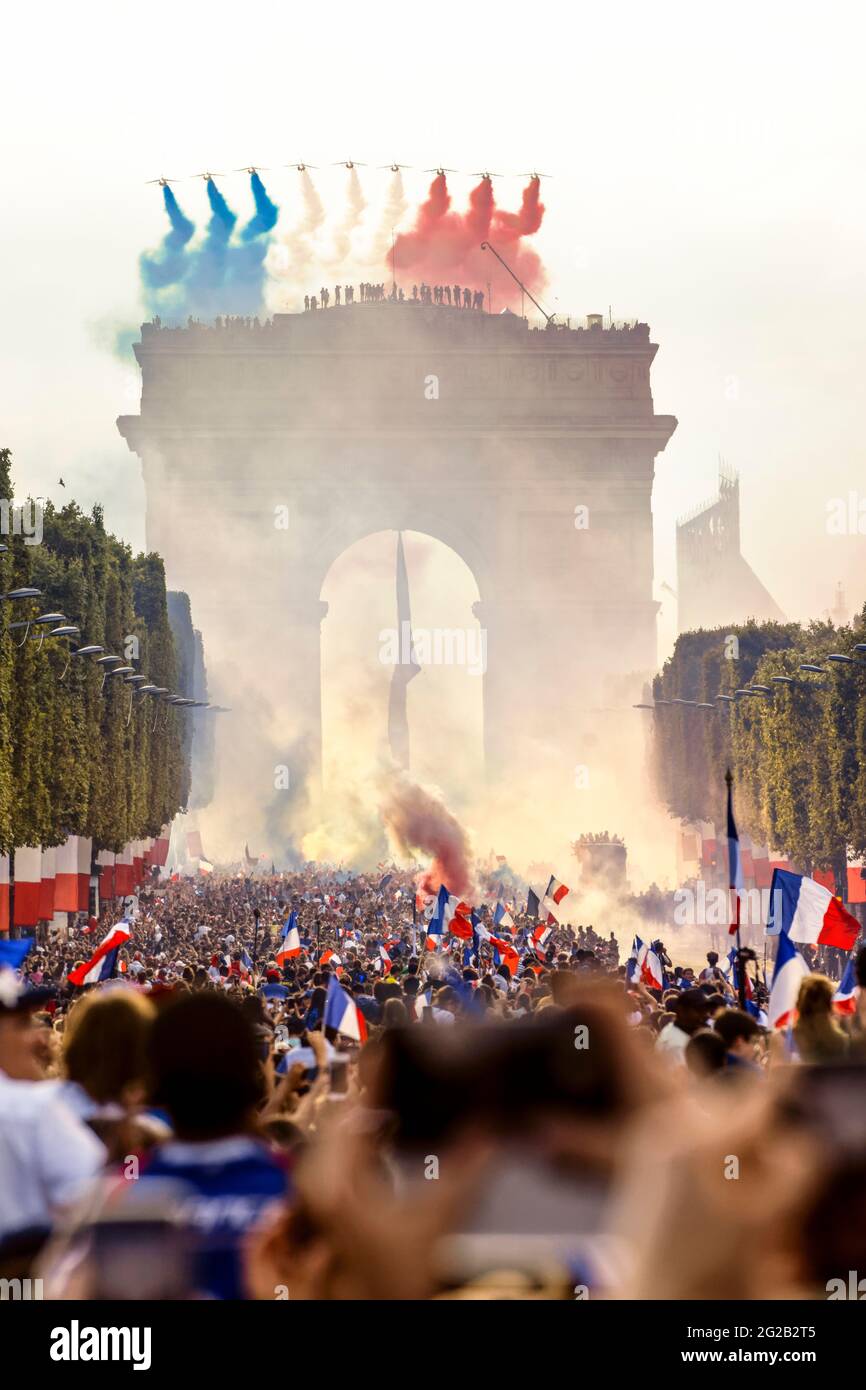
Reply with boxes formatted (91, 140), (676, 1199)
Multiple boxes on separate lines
(142, 1136), (291, 1299)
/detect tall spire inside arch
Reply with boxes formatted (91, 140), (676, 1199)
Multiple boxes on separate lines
(388, 531), (421, 768)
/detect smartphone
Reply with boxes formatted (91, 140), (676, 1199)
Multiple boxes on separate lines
(329, 1053), (349, 1095)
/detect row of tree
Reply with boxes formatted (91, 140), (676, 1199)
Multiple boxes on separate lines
(649, 611), (866, 878)
(0, 448), (190, 856)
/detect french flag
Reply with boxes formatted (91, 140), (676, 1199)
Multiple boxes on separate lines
(767, 869), (860, 950)
(323, 975), (367, 1043)
(638, 941), (664, 991)
(625, 935), (642, 986)
(527, 888), (554, 925)
(493, 901), (514, 932)
(532, 920), (553, 955)
(768, 930), (810, 1029)
(726, 772), (744, 935)
(545, 875), (570, 906)
(276, 911), (301, 965)
(435, 886), (472, 939)
(488, 935), (519, 977)
(833, 959), (858, 1016)
(379, 945), (392, 974)
(320, 949), (341, 967)
(69, 921), (132, 987)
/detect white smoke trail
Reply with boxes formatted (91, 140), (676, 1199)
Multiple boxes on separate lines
(321, 167), (367, 269)
(266, 169), (327, 305)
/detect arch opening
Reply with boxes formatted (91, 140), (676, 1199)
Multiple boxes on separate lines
(317, 529), (484, 848)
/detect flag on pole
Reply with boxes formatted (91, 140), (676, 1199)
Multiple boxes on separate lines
(68, 921), (132, 987)
(323, 974), (367, 1042)
(832, 959), (858, 1015)
(637, 941), (664, 991)
(493, 902), (514, 932)
(545, 875), (570, 906)
(276, 911), (301, 965)
(767, 930), (810, 1029)
(726, 769), (743, 935)
(767, 869), (860, 950)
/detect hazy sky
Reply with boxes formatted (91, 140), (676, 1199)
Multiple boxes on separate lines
(3, 0), (865, 663)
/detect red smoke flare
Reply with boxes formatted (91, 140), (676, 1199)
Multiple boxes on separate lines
(393, 175), (546, 310)
(380, 771), (474, 899)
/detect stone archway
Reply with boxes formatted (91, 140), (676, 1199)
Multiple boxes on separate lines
(118, 304), (676, 818)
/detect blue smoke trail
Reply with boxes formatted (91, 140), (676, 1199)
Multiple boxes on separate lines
(140, 175), (279, 322)
(140, 186), (195, 294)
(242, 172), (279, 241)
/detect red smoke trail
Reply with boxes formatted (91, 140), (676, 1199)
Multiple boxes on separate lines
(380, 771), (474, 899)
(393, 175), (546, 309)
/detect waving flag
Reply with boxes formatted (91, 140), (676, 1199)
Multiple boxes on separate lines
(69, 921), (131, 987)
(377, 872), (393, 892)
(545, 875), (570, 906)
(767, 869), (860, 950)
(625, 935), (643, 987)
(637, 941), (664, 991)
(379, 945), (393, 974)
(320, 949), (342, 967)
(833, 958), (858, 1016)
(726, 770), (744, 935)
(768, 930), (810, 1029)
(431, 885), (473, 939)
(493, 901), (514, 932)
(324, 975), (367, 1043)
(488, 935), (519, 977)
(532, 920), (553, 957)
(276, 912), (301, 965)
(527, 888), (554, 924)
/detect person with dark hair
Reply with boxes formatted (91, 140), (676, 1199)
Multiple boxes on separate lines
(713, 1008), (764, 1076)
(655, 989), (712, 1064)
(140, 993), (291, 1299)
(685, 1028), (727, 1079)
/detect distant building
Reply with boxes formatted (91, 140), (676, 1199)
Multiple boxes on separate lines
(676, 464), (783, 633)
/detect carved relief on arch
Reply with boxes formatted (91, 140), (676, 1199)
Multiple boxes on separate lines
(607, 360), (633, 385)
(562, 358), (587, 384)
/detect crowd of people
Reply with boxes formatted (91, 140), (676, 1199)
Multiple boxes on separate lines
(1, 864), (865, 1301)
(303, 282), (486, 310)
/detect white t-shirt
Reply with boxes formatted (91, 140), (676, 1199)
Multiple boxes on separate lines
(655, 1020), (692, 1063)
(0, 1071), (106, 1238)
